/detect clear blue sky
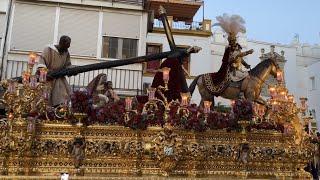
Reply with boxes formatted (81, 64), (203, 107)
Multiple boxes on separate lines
(194, 0), (320, 45)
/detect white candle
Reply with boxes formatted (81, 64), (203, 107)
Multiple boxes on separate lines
(203, 101), (211, 114)
(39, 68), (47, 82)
(125, 97), (133, 111)
(147, 88), (156, 100)
(8, 81), (16, 94)
(28, 52), (37, 65)
(162, 67), (171, 83)
(30, 76), (37, 88)
(180, 93), (189, 106)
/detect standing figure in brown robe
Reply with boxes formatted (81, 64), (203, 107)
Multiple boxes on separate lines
(38, 36), (72, 106)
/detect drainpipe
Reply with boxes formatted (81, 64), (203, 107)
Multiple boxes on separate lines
(0, 0), (13, 80)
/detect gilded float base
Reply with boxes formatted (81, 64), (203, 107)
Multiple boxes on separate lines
(0, 121), (313, 179)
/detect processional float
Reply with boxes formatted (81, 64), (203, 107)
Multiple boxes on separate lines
(0, 6), (315, 179)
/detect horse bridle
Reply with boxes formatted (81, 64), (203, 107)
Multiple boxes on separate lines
(249, 58), (279, 87)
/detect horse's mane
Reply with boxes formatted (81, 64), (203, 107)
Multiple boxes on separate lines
(249, 59), (273, 76)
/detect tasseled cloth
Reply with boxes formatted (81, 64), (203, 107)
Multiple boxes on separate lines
(202, 47), (232, 96)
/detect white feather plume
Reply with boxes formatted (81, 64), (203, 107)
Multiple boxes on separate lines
(216, 13), (246, 36)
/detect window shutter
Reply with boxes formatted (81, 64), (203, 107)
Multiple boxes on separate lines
(59, 8), (99, 57)
(0, 13), (5, 38)
(103, 12), (140, 39)
(11, 3), (55, 51)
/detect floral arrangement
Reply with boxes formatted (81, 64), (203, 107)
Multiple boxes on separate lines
(71, 91), (92, 114)
(36, 93), (283, 132)
(250, 122), (284, 133)
(232, 99), (253, 120)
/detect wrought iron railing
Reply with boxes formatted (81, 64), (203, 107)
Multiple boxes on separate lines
(4, 60), (143, 95)
(103, 0), (144, 6)
(153, 19), (203, 31)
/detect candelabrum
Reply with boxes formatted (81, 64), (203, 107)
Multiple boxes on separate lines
(142, 87), (169, 122)
(175, 93), (191, 124)
(199, 101), (212, 124)
(267, 71), (298, 124)
(2, 53), (50, 123)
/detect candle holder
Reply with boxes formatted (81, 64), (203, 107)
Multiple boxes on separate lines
(176, 93), (191, 124)
(39, 67), (48, 83)
(73, 113), (87, 127)
(266, 78), (299, 124)
(3, 69), (51, 124)
(124, 97), (138, 124)
(203, 101), (212, 124)
(299, 97), (308, 116)
(142, 91), (179, 124)
(28, 52), (37, 73)
(161, 67), (171, 90)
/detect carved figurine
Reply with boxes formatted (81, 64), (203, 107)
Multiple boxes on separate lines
(230, 44), (254, 82)
(86, 74), (109, 109)
(71, 138), (85, 169)
(239, 143), (249, 164)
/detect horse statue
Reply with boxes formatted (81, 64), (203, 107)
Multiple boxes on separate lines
(189, 58), (280, 106)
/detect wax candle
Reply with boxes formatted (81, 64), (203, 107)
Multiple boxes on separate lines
(125, 97), (133, 111)
(162, 67), (171, 83)
(180, 93), (189, 106)
(30, 75), (37, 88)
(39, 68), (47, 82)
(147, 87), (156, 100)
(203, 101), (212, 114)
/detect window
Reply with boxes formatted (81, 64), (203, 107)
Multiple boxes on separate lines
(310, 76), (316, 90)
(102, 36), (137, 59)
(144, 44), (162, 74)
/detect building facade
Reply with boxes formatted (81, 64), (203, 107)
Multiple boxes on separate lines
(0, 0), (319, 128)
(1, 0), (147, 95)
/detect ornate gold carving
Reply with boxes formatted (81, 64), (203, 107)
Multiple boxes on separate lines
(0, 120), (313, 179)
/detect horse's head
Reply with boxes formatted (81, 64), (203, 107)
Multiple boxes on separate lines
(269, 58), (280, 78)
(249, 57), (281, 81)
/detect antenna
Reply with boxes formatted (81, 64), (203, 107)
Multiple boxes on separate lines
(202, 1), (205, 22)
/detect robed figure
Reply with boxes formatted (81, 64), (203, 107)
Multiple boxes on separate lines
(151, 47), (200, 102)
(38, 36), (72, 106)
(151, 57), (188, 102)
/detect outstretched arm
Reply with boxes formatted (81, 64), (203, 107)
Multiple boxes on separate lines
(236, 49), (254, 58)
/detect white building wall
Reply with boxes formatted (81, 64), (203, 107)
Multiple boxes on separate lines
(0, 0), (8, 12)
(295, 65), (308, 99)
(2, 0), (147, 95)
(0, 12), (6, 56)
(306, 61), (320, 129)
(10, 3), (56, 52)
(58, 7), (99, 57)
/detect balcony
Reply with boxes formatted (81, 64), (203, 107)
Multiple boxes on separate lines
(145, 0), (203, 22)
(106, 0), (144, 6)
(36, 0), (144, 8)
(4, 60), (143, 96)
(152, 18), (212, 37)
